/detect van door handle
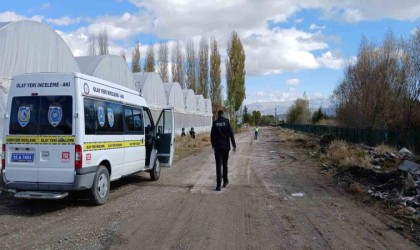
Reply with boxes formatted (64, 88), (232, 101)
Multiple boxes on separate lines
(41, 151), (49, 157)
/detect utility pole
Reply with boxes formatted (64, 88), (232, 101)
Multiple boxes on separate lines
(275, 108), (277, 126)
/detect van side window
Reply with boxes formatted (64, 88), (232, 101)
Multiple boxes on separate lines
(84, 98), (123, 134)
(124, 108), (144, 135)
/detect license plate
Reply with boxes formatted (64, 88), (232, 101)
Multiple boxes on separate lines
(11, 153), (34, 163)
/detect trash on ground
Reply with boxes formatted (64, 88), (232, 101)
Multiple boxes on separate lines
(291, 193), (304, 197)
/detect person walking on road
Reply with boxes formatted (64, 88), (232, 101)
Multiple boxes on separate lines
(211, 110), (236, 191)
(254, 126), (260, 140)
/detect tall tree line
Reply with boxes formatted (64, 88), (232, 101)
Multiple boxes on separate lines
(126, 33), (244, 115)
(332, 29), (420, 136)
(88, 30), (109, 56)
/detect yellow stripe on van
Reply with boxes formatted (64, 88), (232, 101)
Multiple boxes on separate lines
(84, 140), (145, 151)
(6, 135), (75, 145)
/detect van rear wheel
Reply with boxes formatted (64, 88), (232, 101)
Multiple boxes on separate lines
(150, 159), (160, 181)
(90, 165), (110, 206)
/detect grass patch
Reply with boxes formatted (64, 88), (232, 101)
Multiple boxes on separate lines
(374, 143), (397, 155)
(321, 140), (371, 169)
(174, 133), (211, 162)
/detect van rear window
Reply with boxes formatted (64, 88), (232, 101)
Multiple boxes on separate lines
(9, 96), (73, 135)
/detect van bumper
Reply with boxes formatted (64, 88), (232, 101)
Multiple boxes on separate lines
(0, 167), (96, 192)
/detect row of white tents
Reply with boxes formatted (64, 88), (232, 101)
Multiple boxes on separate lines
(0, 20), (213, 141)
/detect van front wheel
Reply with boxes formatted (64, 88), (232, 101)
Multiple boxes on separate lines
(90, 166), (110, 206)
(150, 160), (160, 181)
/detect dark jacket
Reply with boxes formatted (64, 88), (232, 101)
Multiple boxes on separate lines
(211, 117), (236, 151)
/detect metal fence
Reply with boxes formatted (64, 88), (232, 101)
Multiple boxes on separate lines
(280, 124), (420, 153)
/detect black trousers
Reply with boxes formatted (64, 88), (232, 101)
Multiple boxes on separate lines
(214, 148), (230, 186)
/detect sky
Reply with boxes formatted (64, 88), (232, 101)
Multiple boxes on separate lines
(1, 0), (420, 105)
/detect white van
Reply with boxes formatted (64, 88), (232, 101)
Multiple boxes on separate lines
(0, 72), (175, 205)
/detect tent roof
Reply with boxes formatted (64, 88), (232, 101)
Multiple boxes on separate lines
(164, 82), (184, 111)
(195, 95), (206, 113)
(204, 99), (213, 114)
(76, 55), (135, 90)
(183, 89), (196, 112)
(0, 20), (80, 78)
(133, 72), (166, 108)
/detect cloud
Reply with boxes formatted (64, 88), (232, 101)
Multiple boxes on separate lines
(348, 55), (357, 66)
(244, 27), (329, 75)
(286, 78), (300, 86)
(316, 51), (344, 69)
(49, 0), (420, 75)
(86, 12), (153, 40)
(0, 11), (43, 22)
(310, 24), (326, 30)
(47, 16), (83, 26)
(294, 18), (304, 24)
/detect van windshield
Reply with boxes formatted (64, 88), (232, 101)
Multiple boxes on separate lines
(10, 96), (73, 135)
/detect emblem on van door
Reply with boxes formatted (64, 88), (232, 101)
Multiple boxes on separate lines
(83, 83), (90, 94)
(18, 106), (30, 127)
(97, 106), (105, 127)
(107, 108), (114, 127)
(48, 106), (62, 127)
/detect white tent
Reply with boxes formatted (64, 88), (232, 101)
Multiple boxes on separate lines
(182, 89), (197, 129)
(163, 82), (185, 133)
(183, 89), (196, 112)
(164, 82), (184, 112)
(194, 95), (208, 133)
(195, 95), (206, 114)
(133, 72), (166, 107)
(133, 72), (167, 121)
(0, 20), (80, 152)
(76, 55), (135, 90)
(204, 99), (212, 115)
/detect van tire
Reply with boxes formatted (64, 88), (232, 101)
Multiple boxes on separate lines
(150, 159), (160, 181)
(90, 166), (110, 206)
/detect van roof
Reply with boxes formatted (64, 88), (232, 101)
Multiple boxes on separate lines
(13, 72), (141, 96)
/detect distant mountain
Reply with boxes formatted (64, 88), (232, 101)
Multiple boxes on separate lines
(246, 98), (335, 117)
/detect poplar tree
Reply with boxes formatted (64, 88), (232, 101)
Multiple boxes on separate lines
(158, 42), (169, 82)
(185, 39), (197, 91)
(226, 31), (246, 125)
(144, 44), (155, 72)
(171, 42), (185, 87)
(131, 41), (141, 73)
(198, 37), (209, 98)
(210, 38), (222, 106)
(97, 30), (109, 55)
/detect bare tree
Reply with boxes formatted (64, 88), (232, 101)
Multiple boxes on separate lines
(97, 30), (109, 55)
(132, 41), (141, 73)
(402, 29), (420, 131)
(171, 42), (185, 87)
(158, 42), (169, 82)
(185, 39), (197, 91)
(332, 31), (408, 130)
(144, 44), (155, 72)
(88, 34), (97, 56)
(120, 49), (126, 62)
(210, 38), (222, 106)
(198, 37), (209, 98)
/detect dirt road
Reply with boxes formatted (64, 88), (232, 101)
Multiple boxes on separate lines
(0, 128), (417, 249)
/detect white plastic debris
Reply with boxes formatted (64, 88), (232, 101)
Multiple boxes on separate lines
(291, 193), (304, 197)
